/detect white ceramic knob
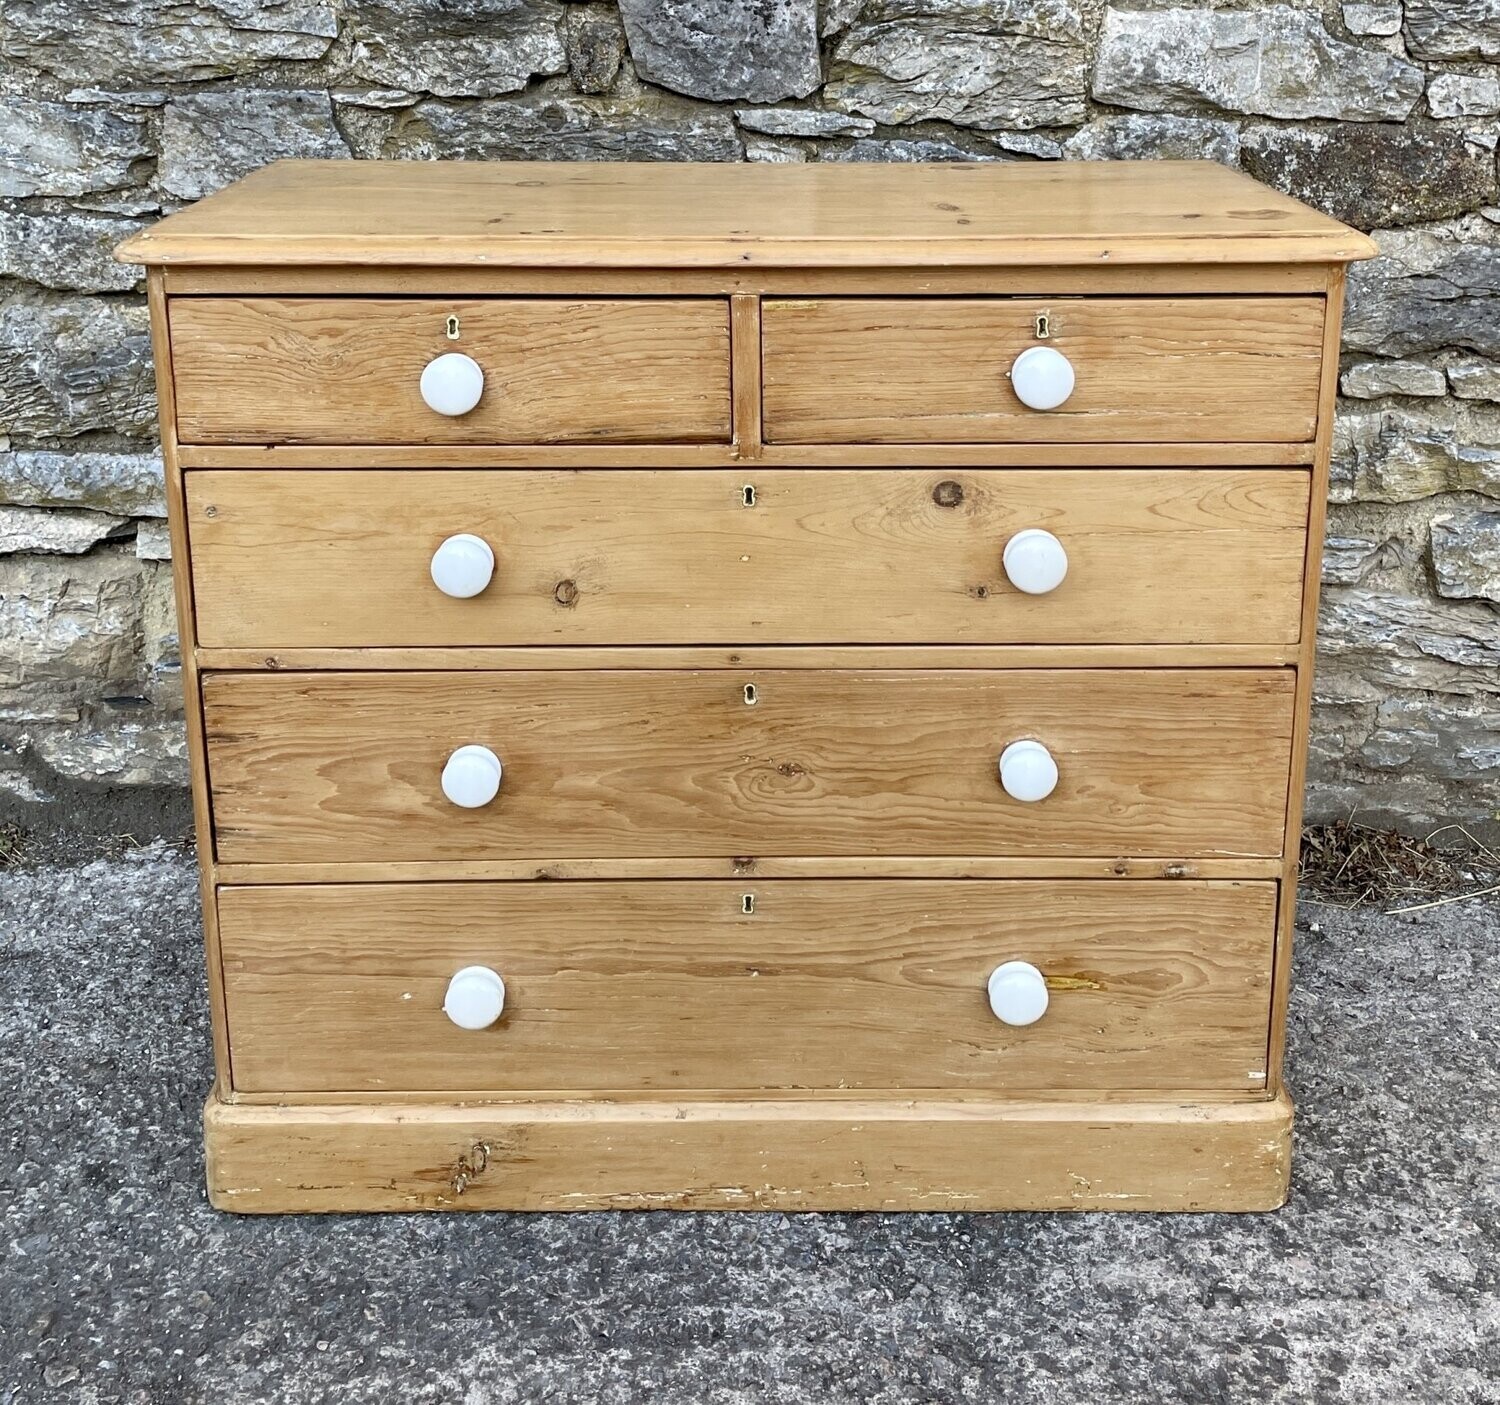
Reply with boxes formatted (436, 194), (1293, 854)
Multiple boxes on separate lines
(420, 352), (484, 417)
(1003, 528), (1069, 595)
(443, 965), (506, 1030)
(430, 533), (495, 598)
(441, 744), (503, 809)
(1010, 345), (1075, 411)
(998, 739), (1058, 803)
(987, 961), (1049, 1027)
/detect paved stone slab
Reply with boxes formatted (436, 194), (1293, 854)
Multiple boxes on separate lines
(0, 850), (1493, 1403)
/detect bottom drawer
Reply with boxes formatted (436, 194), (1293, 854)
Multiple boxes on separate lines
(220, 880), (1276, 1096)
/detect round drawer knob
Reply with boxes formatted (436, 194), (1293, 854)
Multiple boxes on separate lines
(430, 533), (495, 598)
(420, 352), (484, 417)
(987, 961), (1049, 1027)
(1002, 528), (1068, 595)
(444, 965), (506, 1030)
(441, 744), (503, 809)
(1010, 345), (1075, 411)
(998, 739), (1058, 803)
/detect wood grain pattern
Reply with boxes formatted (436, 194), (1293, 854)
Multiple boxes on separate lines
(176, 441), (1316, 470)
(762, 297), (1325, 444)
(194, 644), (1302, 672)
(161, 263), (1336, 297)
(115, 159), (1375, 268)
(213, 856), (1286, 884)
(204, 1090), (1294, 1212)
(730, 294), (763, 459)
(1269, 268), (1349, 1093)
(185, 468), (1310, 649)
(169, 298), (731, 445)
(146, 270), (235, 1098)
(219, 879), (1275, 1095)
(201, 668), (1296, 863)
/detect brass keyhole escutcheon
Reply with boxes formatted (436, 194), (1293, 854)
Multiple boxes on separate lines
(741, 893), (756, 915)
(1034, 311), (1051, 340)
(445, 314), (461, 340)
(742, 484), (757, 507)
(743, 683), (758, 706)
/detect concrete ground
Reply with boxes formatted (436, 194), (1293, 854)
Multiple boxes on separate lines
(0, 845), (1495, 1405)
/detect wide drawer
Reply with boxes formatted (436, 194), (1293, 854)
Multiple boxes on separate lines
(186, 468), (1310, 648)
(202, 668), (1295, 863)
(761, 297), (1325, 443)
(168, 298), (732, 444)
(218, 879), (1277, 1094)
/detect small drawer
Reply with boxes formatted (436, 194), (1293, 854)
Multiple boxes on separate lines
(168, 297), (731, 445)
(202, 668), (1295, 864)
(761, 297), (1325, 444)
(218, 879), (1277, 1094)
(186, 468), (1310, 648)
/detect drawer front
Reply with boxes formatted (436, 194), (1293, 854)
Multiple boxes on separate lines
(187, 468), (1309, 648)
(169, 298), (732, 444)
(203, 669), (1295, 863)
(219, 879), (1277, 1094)
(762, 297), (1325, 444)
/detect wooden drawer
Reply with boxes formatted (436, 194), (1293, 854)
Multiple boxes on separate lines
(168, 298), (731, 444)
(187, 468), (1310, 648)
(761, 297), (1325, 443)
(202, 668), (1295, 863)
(218, 879), (1277, 1094)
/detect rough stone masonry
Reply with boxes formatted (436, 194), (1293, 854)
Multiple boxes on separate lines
(1, 0), (1498, 840)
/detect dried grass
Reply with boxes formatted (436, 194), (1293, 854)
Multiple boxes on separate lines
(1299, 817), (1500, 911)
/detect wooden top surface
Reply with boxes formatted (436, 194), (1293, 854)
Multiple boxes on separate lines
(117, 160), (1375, 269)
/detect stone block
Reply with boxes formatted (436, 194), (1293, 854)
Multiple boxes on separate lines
(0, 548), (144, 723)
(0, 451), (166, 518)
(346, 0), (566, 98)
(1345, 218), (1500, 358)
(735, 107), (875, 138)
(1340, 360), (1448, 399)
(564, 5), (625, 95)
(1317, 585), (1500, 701)
(1428, 73), (1500, 119)
(0, 0), (337, 86)
(1063, 114), (1239, 165)
(1431, 511), (1500, 602)
(1448, 358), (1500, 402)
(135, 520), (172, 561)
(0, 99), (149, 198)
(33, 716), (189, 787)
(827, 0), (1086, 130)
(0, 506), (129, 555)
(378, 92), (742, 161)
(618, 0), (820, 102)
(159, 90), (350, 201)
(1332, 402), (1500, 503)
(0, 294), (155, 441)
(1342, 2), (1402, 37)
(1094, 5), (1423, 122)
(1405, 0), (1500, 61)
(0, 211), (145, 293)
(1241, 123), (1496, 228)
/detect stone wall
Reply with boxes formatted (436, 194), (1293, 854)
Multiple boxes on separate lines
(2, 0), (1497, 839)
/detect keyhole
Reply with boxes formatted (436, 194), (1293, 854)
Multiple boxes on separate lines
(445, 315), (461, 340)
(741, 894), (755, 915)
(1034, 312), (1051, 340)
(742, 484), (757, 507)
(743, 683), (758, 706)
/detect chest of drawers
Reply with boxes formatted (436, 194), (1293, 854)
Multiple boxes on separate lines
(118, 160), (1373, 1213)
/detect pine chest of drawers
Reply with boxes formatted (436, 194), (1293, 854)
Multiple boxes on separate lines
(118, 160), (1374, 1213)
